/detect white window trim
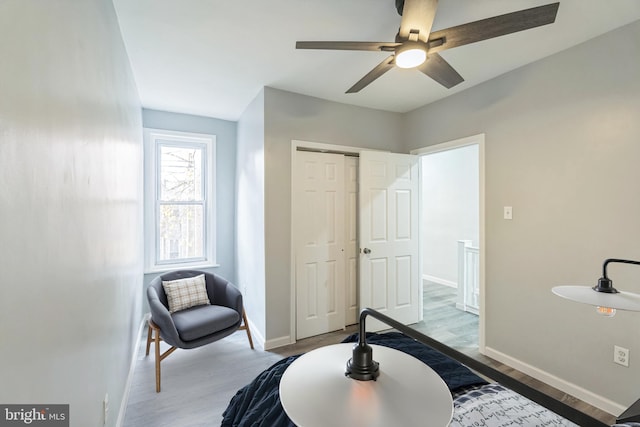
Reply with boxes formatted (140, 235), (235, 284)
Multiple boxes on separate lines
(143, 128), (217, 273)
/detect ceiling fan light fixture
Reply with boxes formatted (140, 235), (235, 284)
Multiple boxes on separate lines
(395, 42), (426, 69)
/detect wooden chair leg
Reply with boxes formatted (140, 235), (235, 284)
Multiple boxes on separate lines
(145, 324), (152, 356)
(240, 310), (254, 349)
(148, 320), (177, 393)
(148, 310), (252, 392)
(152, 322), (162, 392)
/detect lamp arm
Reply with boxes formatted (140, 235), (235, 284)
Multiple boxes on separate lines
(596, 259), (640, 293)
(356, 308), (413, 347)
(602, 258), (640, 279)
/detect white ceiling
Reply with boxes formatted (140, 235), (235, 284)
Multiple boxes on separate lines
(113, 0), (640, 121)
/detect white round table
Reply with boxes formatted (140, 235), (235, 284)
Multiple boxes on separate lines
(280, 343), (453, 427)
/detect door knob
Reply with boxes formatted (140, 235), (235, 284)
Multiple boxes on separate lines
(363, 248), (371, 254)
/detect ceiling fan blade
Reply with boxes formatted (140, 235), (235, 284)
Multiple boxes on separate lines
(346, 55), (395, 93)
(418, 53), (464, 89)
(296, 41), (399, 52)
(427, 2), (560, 53)
(398, 0), (438, 42)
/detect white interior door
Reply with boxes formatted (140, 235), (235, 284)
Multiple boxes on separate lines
(294, 151), (346, 339)
(359, 151), (420, 331)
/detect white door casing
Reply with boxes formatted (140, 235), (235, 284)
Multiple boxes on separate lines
(359, 151), (421, 331)
(294, 151), (346, 339)
(345, 156), (359, 326)
(411, 133), (485, 352)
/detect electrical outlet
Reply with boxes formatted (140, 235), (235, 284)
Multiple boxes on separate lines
(103, 393), (109, 425)
(503, 206), (513, 220)
(614, 345), (629, 367)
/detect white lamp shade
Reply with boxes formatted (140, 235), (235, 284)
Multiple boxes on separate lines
(279, 343), (453, 427)
(552, 285), (640, 312)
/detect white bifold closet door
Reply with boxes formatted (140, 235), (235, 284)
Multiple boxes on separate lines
(293, 149), (420, 339)
(294, 151), (347, 339)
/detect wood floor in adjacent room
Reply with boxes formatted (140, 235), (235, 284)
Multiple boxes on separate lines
(122, 282), (616, 426)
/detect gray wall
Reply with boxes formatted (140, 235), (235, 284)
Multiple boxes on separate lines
(141, 109), (238, 312)
(422, 145), (479, 286)
(0, 1), (143, 426)
(262, 87), (404, 344)
(236, 89), (267, 341)
(403, 21), (640, 412)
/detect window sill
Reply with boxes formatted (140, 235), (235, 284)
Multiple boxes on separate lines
(144, 262), (220, 275)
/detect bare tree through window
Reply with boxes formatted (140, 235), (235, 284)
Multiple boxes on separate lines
(158, 145), (204, 262)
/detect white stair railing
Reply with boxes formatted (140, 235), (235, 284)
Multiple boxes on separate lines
(457, 240), (479, 315)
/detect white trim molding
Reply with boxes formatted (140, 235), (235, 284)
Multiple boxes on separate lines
(484, 346), (626, 417)
(264, 335), (294, 351)
(143, 128), (217, 274)
(423, 274), (457, 288)
(411, 133), (486, 352)
(245, 316), (266, 350)
(116, 314), (149, 427)
(243, 315), (293, 351)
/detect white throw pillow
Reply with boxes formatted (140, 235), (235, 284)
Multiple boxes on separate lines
(162, 274), (211, 313)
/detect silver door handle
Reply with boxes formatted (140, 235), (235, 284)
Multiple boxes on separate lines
(363, 248), (371, 254)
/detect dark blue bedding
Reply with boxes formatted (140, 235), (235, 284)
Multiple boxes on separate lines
(221, 332), (486, 427)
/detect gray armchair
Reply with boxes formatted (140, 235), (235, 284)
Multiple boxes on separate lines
(145, 270), (253, 392)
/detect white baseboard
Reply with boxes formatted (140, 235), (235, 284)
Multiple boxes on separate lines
(116, 313), (149, 427)
(245, 316), (266, 350)
(455, 303), (479, 316)
(264, 335), (293, 350)
(245, 314), (293, 350)
(423, 274), (457, 288)
(484, 346), (626, 417)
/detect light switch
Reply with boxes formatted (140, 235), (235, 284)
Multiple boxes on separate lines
(504, 206), (513, 220)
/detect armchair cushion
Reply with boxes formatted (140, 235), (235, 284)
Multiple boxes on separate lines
(172, 305), (240, 342)
(162, 274), (211, 313)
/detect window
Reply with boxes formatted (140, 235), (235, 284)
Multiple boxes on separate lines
(144, 129), (216, 272)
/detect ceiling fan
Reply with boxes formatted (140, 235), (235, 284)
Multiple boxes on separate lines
(296, 0), (560, 93)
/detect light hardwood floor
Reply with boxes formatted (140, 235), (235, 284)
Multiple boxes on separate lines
(414, 280), (479, 351)
(122, 283), (616, 426)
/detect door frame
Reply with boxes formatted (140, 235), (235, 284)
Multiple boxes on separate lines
(290, 140), (382, 343)
(410, 133), (486, 353)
